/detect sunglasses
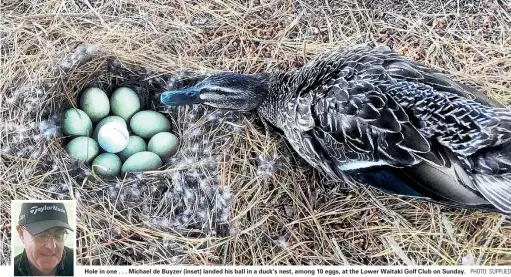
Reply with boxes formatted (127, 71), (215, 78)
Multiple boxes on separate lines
(23, 227), (68, 243)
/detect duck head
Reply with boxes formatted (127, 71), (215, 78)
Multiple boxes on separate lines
(160, 72), (268, 111)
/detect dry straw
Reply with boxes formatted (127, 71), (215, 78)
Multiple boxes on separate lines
(1, 0), (510, 266)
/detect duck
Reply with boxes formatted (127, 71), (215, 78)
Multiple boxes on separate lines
(160, 44), (511, 215)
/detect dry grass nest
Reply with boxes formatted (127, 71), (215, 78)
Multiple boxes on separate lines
(2, 0), (511, 266)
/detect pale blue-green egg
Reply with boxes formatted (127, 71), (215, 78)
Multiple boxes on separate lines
(79, 87), (110, 123)
(121, 151), (162, 174)
(130, 111), (171, 139)
(92, 115), (127, 141)
(148, 132), (179, 159)
(111, 87), (141, 121)
(92, 153), (122, 178)
(63, 108), (93, 137)
(118, 135), (147, 161)
(66, 136), (99, 164)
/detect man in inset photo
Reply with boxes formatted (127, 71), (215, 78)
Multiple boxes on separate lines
(12, 201), (75, 276)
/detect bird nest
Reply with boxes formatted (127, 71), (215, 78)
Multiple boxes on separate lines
(2, 0), (511, 267)
(1, 43), (508, 266)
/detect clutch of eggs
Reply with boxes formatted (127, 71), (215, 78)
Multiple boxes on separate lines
(63, 87), (179, 178)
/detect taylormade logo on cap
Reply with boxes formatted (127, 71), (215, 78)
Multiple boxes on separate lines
(18, 202), (74, 235)
(29, 205), (66, 215)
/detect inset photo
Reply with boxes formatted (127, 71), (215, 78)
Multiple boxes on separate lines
(11, 200), (76, 277)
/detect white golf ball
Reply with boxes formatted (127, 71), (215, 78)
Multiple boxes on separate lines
(97, 122), (130, 153)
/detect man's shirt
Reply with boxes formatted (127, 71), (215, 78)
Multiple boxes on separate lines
(14, 246), (74, 276)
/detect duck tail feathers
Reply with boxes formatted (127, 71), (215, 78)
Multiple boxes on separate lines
(495, 108), (511, 121)
(473, 174), (511, 214)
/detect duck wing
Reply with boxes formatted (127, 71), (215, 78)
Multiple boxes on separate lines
(309, 78), (510, 212)
(312, 78), (431, 169)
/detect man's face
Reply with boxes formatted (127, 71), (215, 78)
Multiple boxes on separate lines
(17, 226), (66, 274)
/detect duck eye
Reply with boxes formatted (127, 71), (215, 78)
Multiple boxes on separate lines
(186, 91), (195, 97)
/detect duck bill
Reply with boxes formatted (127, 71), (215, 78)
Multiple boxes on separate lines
(160, 88), (201, 106)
